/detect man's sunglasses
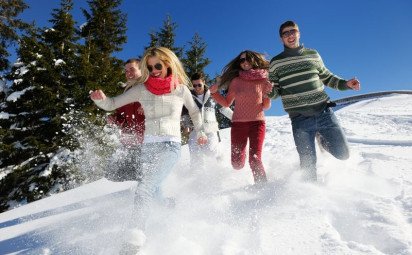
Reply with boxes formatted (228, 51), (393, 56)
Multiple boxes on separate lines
(281, 29), (298, 38)
(147, 63), (163, 72)
(193, 83), (203, 88)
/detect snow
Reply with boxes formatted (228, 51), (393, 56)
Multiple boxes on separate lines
(54, 59), (65, 66)
(13, 61), (24, 68)
(13, 65), (29, 76)
(0, 94), (411, 255)
(13, 79), (23, 85)
(6, 87), (34, 102)
(0, 112), (10, 120)
(79, 22), (88, 31)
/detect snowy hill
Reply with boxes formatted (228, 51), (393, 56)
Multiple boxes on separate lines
(0, 94), (411, 255)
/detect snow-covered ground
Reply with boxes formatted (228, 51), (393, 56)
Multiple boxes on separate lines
(0, 94), (411, 255)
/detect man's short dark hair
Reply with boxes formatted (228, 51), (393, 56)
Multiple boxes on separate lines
(279, 20), (299, 37)
(125, 58), (140, 64)
(191, 72), (204, 81)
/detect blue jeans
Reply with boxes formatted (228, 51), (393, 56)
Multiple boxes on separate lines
(291, 107), (349, 181)
(131, 141), (181, 229)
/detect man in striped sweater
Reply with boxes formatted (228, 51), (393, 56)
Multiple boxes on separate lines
(269, 20), (360, 181)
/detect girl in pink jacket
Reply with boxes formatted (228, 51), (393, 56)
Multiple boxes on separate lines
(210, 50), (272, 185)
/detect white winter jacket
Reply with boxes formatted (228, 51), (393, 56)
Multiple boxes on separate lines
(93, 84), (204, 141)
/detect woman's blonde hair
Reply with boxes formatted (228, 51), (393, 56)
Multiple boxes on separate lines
(138, 47), (190, 89)
(219, 50), (269, 89)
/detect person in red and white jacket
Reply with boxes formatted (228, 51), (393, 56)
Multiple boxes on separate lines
(210, 50), (272, 185)
(106, 58), (145, 182)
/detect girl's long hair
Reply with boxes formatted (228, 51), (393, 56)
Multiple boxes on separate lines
(138, 47), (190, 89)
(219, 50), (269, 89)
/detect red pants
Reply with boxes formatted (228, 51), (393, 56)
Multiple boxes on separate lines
(231, 121), (266, 183)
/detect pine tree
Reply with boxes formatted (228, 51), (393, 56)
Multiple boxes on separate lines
(0, 0), (82, 212)
(0, 77), (6, 99)
(158, 15), (183, 58)
(144, 30), (159, 52)
(45, 0), (78, 57)
(44, 0), (79, 106)
(0, 0), (31, 75)
(182, 32), (211, 81)
(77, 0), (127, 111)
(0, 29), (64, 211)
(145, 15), (183, 58)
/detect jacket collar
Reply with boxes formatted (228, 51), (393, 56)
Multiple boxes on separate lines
(192, 88), (211, 107)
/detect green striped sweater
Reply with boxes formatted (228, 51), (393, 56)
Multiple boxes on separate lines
(269, 46), (349, 116)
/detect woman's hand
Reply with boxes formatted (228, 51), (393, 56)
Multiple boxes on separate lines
(197, 135), (208, 145)
(209, 76), (222, 94)
(89, 90), (106, 100)
(209, 84), (218, 94)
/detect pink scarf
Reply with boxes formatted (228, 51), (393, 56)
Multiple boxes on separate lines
(144, 75), (178, 95)
(239, 69), (268, 81)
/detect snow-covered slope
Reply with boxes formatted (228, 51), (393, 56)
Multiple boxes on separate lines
(1, 94), (411, 255)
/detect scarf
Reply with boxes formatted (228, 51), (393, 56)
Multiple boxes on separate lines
(239, 69), (268, 81)
(144, 75), (177, 95)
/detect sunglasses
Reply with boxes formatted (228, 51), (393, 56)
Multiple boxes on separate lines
(147, 63), (163, 72)
(281, 29), (298, 38)
(193, 83), (203, 88)
(239, 58), (249, 64)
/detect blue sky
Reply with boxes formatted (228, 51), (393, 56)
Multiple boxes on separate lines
(17, 0), (412, 115)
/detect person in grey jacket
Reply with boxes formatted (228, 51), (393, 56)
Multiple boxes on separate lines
(90, 47), (207, 253)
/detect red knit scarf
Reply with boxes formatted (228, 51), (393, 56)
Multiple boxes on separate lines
(239, 69), (268, 81)
(144, 75), (177, 95)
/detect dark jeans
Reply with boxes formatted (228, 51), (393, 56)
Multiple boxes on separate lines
(291, 107), (349, 181)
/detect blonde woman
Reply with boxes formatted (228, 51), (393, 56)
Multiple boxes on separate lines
(90, 47), (206, 253)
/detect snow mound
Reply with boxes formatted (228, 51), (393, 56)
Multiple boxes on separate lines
(0, 94), (411, 254)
